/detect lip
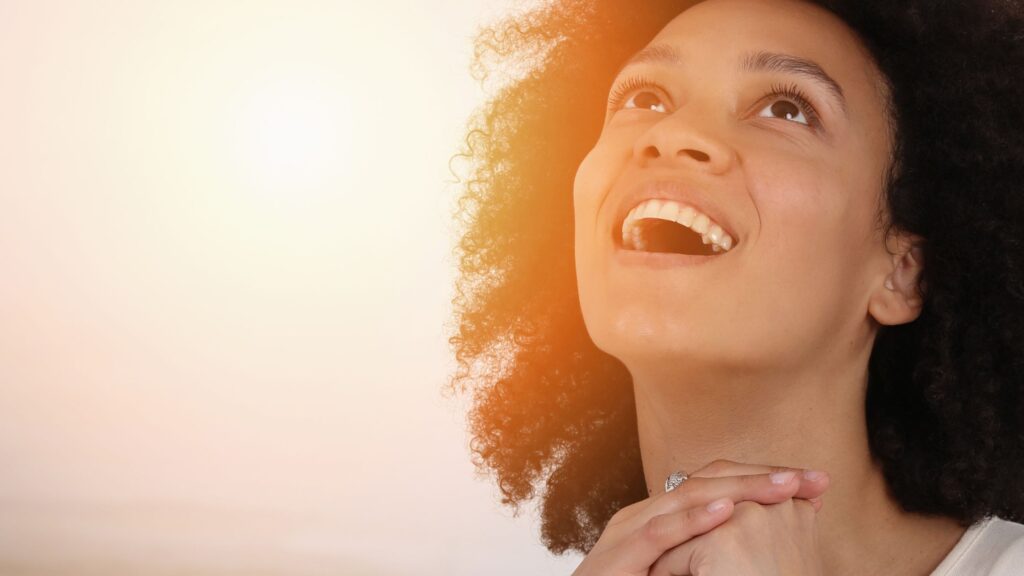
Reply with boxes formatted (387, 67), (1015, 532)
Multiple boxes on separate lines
(610, 179), (739, 250)
(613, 245), (724, 268)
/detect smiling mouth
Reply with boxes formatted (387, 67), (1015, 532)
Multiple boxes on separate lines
(623, 219), (721, 255)
(617, 198), (736, 256)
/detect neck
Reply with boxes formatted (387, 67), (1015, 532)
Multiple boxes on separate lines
(630, 357), (967, 576)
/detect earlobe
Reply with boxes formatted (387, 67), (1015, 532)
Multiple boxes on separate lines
(869, 238), (926, 326)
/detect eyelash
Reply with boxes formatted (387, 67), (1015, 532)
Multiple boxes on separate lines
(606, 76), (822, 129)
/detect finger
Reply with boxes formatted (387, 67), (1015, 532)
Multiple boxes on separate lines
(610, 462), (830, 529)
(648, 532), (700, 576)
(649, 498), (821, 576)
(610, 467), (811, 524)
(616, 470), (815, 530)
(691, 460), (831, 504)
(692, 460), (831, 499)
(613, 497), (735, 575)
(690, 459), (810, 479)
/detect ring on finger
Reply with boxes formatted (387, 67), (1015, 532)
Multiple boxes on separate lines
(664, 471), (689, 493)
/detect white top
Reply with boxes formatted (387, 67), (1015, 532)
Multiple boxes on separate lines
(929, 516), (1024, 576)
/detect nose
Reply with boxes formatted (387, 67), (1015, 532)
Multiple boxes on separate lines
(632, 108), (735, 175)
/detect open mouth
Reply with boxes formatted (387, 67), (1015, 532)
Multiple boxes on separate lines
(618, 198), (736, 256)
(624, 218), (721, 255)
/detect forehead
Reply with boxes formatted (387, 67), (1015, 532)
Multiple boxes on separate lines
(653, 0), (882, 95)
(655, 0), (863, 59)
(643, 0), (889, 139)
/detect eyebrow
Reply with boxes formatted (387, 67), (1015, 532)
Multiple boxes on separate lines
(617, 44), (848, 117)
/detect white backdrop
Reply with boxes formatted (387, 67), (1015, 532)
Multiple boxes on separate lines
(0, 0), (583, 574)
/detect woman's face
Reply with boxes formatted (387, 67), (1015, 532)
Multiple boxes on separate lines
(574, 0), (896, 377)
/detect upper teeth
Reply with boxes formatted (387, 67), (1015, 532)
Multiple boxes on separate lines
(622, 198), (735, 253)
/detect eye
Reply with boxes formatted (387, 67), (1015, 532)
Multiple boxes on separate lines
(624, 91), (667, 113)
(607, 75), (670, 114)
(756, 83), (821, 128)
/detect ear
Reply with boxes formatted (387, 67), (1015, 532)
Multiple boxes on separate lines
(867, 233), (926, 326)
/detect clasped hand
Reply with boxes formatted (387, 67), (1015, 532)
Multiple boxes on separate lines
(570, 459), (830, 576)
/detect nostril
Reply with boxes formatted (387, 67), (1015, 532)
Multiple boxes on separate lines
(641, 145), (660, 159)
(681, 149), (710, 162)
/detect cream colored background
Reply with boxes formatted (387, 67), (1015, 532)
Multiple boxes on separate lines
(0, 1), (582, 574)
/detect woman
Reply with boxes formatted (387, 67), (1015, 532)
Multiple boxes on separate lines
(449, 0), (1024, 573)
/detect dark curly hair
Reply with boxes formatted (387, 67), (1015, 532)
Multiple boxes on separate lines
(447, 0), (1024, 555)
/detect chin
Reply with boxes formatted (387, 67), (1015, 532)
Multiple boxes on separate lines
(587, 309), (707, 360)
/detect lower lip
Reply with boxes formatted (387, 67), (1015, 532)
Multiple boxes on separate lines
(612, 246), (726, 268)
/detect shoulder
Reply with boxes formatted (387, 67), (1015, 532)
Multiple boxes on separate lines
(985, 517), (1024, 576)
(931, 516), (1024, 576)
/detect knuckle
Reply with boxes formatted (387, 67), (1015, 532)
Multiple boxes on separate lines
(607, 509), (627, 526)
(610, 502), (638, 522)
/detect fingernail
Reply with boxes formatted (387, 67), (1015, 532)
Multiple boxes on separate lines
(802, 469), (826, 481)
(706, 498), (730, 513)
(770, 471), (796, 485)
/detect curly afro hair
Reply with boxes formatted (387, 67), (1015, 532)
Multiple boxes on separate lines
(447, 0), (1024, 555)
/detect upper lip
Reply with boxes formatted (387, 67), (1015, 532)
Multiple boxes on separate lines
(612, 179), (739, 247)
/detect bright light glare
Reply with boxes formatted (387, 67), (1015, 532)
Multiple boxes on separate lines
(231, 76), (352, 197)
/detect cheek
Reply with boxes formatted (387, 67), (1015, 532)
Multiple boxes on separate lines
(573, 136), (628, 244)
(574, 133), (627, 205)
(573, 144), (613, 288)
(746, 156), (847, 252)
(573, 147), (602, 219)
(744, 161), (863, 305)
(573, 123), (649, 209)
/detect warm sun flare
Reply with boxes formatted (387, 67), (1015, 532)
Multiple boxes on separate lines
(231, 76), (351, 196)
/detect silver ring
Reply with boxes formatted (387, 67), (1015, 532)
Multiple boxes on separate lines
(664, 471), (688, 492)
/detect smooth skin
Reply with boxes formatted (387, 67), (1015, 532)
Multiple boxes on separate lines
(572, 0), (966, 574)
(572, 460), (831, 576)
